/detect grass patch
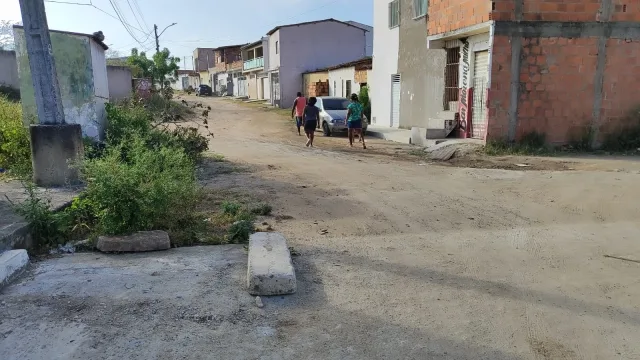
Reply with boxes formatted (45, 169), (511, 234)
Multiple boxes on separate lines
(484, 132), (554, 156)
(251, 203), (273, 216)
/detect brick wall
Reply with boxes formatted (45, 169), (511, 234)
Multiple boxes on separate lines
(611, 0), (640, 21)
(427, 0), (491, 35)
(598, 39), (640, 140)
(516, 37), (597, 143)
(225, 48), (243, 71)
(492, 0), (600, 21)
(306, 81), (329, 97)
(354, 69), (368, 84)
(486, 35), (511, 139)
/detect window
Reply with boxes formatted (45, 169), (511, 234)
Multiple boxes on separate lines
(345, 80), (352, 97)
(333, 81), (337, 96)
(388, 0), (400, 28)
(275, 41), (279, 54)
(323, 98), (350, 110)
(342, 80), (345, 97)
(413, 0), (427, 18)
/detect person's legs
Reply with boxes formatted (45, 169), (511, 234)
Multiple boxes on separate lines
(360, 128), (366, 149)
(348, 128), (354, 146)
(309, 131), (315, 147)
(296, 117), (302, 135)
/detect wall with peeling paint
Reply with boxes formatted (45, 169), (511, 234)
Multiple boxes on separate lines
(14, 29), (108, 140)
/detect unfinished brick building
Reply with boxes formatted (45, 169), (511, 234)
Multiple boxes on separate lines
(425, 0), (640, 145)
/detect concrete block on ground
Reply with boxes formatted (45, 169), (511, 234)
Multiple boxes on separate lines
(30, 124), (84, 187)
(410, 127), (427, 146)
(0, 250), (29, 288)
(96, 230), (171, 253)
(247, 232), (296, 296)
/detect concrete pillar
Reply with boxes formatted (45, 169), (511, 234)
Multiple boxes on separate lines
(18, 0), (83, 186)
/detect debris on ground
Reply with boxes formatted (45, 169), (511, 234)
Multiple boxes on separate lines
(255, 296), (264, 308)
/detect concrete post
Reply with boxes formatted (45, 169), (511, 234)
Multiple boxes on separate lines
(18, 0), (64, 125)
(18, 0), (83, 186)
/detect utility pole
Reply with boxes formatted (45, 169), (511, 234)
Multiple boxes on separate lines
(18, 0), (83, 186)
(154, 24), (159, 53)
(18, 0), (64, 125)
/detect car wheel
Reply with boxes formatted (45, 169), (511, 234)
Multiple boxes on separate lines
(322, 122), (331, 137)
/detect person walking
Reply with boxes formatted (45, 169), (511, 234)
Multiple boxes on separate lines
(303, 97), (320, 147)
(345, 93), (366, 149)
(291, 92), (307, 136)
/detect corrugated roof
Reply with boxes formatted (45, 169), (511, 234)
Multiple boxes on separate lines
(13, 25), (109, 50)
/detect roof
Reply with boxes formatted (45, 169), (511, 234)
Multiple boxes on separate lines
(303, 57), (372, 74)
(241, 39), (263, 50)
(176, 70), (198, 76)
(215, 44), (248, 51)
(345, 21), (373, 32)
(13, 25), (109, 50)
(266, 18), (366, 36)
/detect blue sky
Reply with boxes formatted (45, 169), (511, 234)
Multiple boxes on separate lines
(3, 0), (373, 69)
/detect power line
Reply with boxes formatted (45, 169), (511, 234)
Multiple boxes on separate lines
(132, 0), (151, 33)
(107, 0), (150, 47)
(125, 0), (147, 34)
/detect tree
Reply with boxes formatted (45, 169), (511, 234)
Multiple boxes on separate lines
(127, 48), (154, 80)
(152, 48), (180, 89)
(127, 48), (179, 88)
(0, 20), (18, 50)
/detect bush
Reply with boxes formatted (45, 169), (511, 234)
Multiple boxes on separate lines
(221, 201), (241, 216)
(104, 102), (153, 146)
(81, 134), (200, 236)
(227, 220), (253, 243)
(0, 85), (20, 102)
(251, 203), (272, 216)
(359, 85), (371, 122)
(13, 183), (71, 248)
(0, 96), (31, 176)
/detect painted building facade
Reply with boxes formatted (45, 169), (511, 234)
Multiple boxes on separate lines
(208, 45), (245, 96)
(0, 50), (19, 89)
(193, 48), (215, 87)
(241, 37), (270, 100)
(371, 0), (399, 128)
(13, 26), (109, 140)
(265, 19), (370, 108)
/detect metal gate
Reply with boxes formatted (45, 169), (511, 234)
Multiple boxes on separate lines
(271, 72), (280, 106)
(471, 51), (489, 139)
(237, 77), (247, 97)
(391, 74), (401, 128)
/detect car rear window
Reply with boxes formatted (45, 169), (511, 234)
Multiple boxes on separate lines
(322, 98), (349, 110)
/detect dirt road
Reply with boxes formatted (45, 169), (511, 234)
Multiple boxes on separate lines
(2, 96), (640, 360)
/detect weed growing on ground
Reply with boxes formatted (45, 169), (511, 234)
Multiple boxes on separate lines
(12, 183), (71, 248)
(251, 203), (273, 216)
(221, 201), (241, 216)
(484, 132), (553, 156)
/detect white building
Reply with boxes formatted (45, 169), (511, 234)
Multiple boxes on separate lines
(371, 1), (400, 127)
(265, 19), (370, 108)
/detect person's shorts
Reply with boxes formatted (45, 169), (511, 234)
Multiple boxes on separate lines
(295, 117), (303, 127)
(347, 120), (362, 129)
(304, 120), (317, 132)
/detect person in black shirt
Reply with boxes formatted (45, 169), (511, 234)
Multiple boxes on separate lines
(303, 97), (320, 147)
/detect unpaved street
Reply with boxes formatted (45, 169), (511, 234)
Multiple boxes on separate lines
(2, 97), (640, 360)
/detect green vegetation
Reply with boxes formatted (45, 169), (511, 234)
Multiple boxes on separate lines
(0, 96), (31, 177)
(484, 132), (552, 156)
(359, 85), (371, 121)
(9, 89), (254, 250)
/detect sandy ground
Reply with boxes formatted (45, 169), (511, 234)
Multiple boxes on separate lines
(2, 96), (640, 360)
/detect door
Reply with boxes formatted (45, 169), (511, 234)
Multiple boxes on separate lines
(238, 77), (247, 97)
(471, 51), (489, 139)
(391, 74), (401, 128)
(263, 77), (270, 100)
(271, 72), (280, 106)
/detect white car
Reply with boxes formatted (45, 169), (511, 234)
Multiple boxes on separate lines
(315, 97), (368, 136)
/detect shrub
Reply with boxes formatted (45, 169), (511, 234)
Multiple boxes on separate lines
(221, 201), (241, 216)
(0, 96), (31, 176)
(13, 183), (71, 248)
(0, 85), (20, 102)
(227, 220), (253, 244)
(104, 102), (153, 145)
(251, 203), (272, 216)
(81, 134), (200, 236)
(359, 85), (371, 122)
